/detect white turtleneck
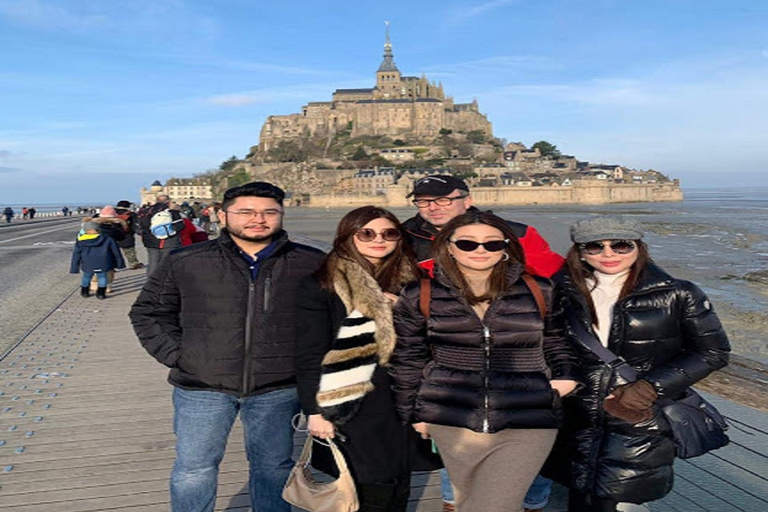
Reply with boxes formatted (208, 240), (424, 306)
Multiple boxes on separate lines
(586, 269), (630, 346)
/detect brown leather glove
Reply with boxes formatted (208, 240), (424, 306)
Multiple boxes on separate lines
(603, 380), (658, 424)
(615, 380), (658, 409)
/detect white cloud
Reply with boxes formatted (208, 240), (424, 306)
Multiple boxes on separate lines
(446, 0), (521, 23)
(485, 79), (658, 107)
(0, 0), (107, 31)
(204, 80), (369, 109)
(0, 0), (219, 44)
(208, 94), (262, 107)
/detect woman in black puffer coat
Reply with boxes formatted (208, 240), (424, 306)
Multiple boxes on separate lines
(390, 211), (579, 512)
(545, 215), (730, 512)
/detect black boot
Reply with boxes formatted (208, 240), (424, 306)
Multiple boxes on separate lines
(96, 287), (107, 300)
(80, 286), (90, 298)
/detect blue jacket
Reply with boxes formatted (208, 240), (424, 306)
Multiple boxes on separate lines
(70, 234), (126, 273)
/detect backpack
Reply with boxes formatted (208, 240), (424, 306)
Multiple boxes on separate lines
(150, 209), (178, 239)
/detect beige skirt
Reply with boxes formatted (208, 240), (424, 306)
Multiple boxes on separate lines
(428, 424), (557, 512)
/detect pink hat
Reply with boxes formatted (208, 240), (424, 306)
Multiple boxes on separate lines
(100, 205), (116, 217)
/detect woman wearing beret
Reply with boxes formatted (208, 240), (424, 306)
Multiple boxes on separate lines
(547, 215), (731, 511)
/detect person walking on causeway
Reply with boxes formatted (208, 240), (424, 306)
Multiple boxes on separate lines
(295, 206), (440, 512)
(70, 220), (125, 299)
(389, 211), (579, 512)
(545, 215), (731, 512)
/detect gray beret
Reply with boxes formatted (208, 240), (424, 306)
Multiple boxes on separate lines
(570, 215), (644, 243)
(81, 220), (100, 232)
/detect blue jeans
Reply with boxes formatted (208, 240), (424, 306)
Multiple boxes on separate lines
(81, 271), (107, 288)
(441, 469), (551, 509)
(170, 387), (300, 512)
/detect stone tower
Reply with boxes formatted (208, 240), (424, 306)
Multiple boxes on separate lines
(375, 21), (403, 99)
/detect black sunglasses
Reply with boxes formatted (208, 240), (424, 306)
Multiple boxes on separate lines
(579, 240), (636, 255)
(450, 239), (509, 252)
(355, 228), (402, 242)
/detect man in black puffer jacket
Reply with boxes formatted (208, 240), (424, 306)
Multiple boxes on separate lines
(130, 182), (325, 512)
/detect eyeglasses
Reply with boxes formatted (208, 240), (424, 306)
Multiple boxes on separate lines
(579, 240), (636, 255)
(226, 209), (283, 219)
(355, 228), (402, 242)
(450, 239), (509, 252)
(412, 195), (467, 208)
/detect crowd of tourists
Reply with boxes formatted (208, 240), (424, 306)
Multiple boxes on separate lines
(75, 176), (730, 512)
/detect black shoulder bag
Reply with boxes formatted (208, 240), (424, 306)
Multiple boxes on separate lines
(566, 311), (729, 459)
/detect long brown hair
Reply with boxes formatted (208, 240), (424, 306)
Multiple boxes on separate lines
(564, 240), (651, 326)
(433, 211), (525, 305)
(317, 206), (421, 294)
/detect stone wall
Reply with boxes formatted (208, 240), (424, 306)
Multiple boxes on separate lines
(306, 181), (683, 208)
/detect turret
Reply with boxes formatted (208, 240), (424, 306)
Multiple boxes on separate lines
(375, 21), (402, 98)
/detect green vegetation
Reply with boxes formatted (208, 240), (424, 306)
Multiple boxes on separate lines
(227, 168), (252, 188)
(532, 140), (561, 157)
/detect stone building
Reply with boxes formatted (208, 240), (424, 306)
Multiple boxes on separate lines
(139, 178), (213, 205)
(258, 26), (493, 152)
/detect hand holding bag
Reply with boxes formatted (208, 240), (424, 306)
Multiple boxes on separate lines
(282, 436), (359, 512)
(566, 310), (729, 459)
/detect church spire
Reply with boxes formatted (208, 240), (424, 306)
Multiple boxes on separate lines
(378, 21), (399, 72)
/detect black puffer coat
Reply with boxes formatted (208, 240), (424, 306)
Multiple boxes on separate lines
(545, 263), (730, 503)
(390, 263), (578, 433)
(130, 229), (325, 397)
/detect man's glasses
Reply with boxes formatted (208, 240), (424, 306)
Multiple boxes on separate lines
(579, 240), (636, 255)
(450, 239), (509, 252)
(412, 195), (467, 208)
(355, 228), (402, 242)
(226, 209), (283, 219)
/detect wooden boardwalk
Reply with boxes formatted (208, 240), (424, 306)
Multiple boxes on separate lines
(1, 265), (766, 511)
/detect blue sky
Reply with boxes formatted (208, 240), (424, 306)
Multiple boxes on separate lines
(1, 0), (767, 205)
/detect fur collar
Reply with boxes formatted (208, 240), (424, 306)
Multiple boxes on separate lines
(331, 257), (416, 364)
(315, 257), (417, 424)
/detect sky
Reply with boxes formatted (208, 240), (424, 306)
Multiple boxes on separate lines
(1, 0), (767, 205)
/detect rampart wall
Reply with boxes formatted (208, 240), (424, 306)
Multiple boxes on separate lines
(306, 181), (683, 207)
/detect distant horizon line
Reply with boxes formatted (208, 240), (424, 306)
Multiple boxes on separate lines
(4, 185), (768, 209)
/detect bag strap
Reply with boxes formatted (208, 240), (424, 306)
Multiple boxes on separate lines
(565, 309), (638, 382)
(419, 278), (431, 319)
(521, 274), (546, 320)
(297, 436), (353, 475)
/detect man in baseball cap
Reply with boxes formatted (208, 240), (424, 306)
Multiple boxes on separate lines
(401, 174), (564, 278)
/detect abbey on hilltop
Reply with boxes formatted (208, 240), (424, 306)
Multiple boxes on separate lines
(257, 24), (493, 152)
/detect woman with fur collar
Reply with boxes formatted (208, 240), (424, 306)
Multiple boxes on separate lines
(295, 205), (430, 512)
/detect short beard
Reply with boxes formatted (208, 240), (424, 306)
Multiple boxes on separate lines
(228, 228), (274, 244)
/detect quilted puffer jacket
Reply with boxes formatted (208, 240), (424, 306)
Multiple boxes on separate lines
(390, 263), (578, 433)
(130, 229), (325, 397)
(545, 262), (730, 503)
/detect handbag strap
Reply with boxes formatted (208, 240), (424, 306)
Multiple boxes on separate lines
(566, 309), (638, 382)
(299, 437), (353, 475)
(419, 278), (431, 319)
(521, 273), (546, 320)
